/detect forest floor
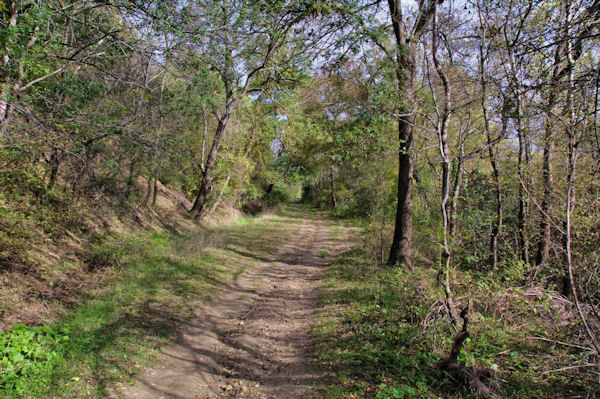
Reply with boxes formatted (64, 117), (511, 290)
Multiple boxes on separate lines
(118, 205), (354, 399)
(2, 198), (592, 398)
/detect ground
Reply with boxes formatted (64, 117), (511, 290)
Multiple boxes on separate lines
(3, 202), (590, 398)
(118, 205), (352, 399)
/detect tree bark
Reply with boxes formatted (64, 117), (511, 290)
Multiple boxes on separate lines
(125, 157), (137, 197)
(386, 0), (439, 267)
(151, 176), (158, 208)
(535, 10), (564, 268)
(0, 83), (12, 140)
(502, 10), (530, 265)
(535, 95), (555, 266)
(330, 164), (337, 209)
(205, 174), (231, 217)
(387, 100), (414, 266)
(144, 175), (153, 206)
(562, 0), (600, 354)
(0, 2), (18, 139)
(190, 108), (232, 218)
(486, 117), (504, 270)
(516, 117), (530, 264)
(449, 144), (464, 237)
(378, 150), (387, 265)
(477, 6), (503, 269)
(438, 304), (503, 399)
(533, 0), (600, 267)
(431, 2), (458, 324)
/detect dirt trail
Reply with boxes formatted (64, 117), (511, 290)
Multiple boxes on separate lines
(121, 209), (337, 399)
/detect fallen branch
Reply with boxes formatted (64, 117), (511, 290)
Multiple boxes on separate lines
(528, 335), (595, 352)
(540, 363), (600, 375)
(437, 301), (503, 399)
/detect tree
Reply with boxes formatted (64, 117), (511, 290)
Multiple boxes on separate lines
(385, 0), (443, 267)
(476, 0), (506, 270)
(0, 1), (122, 139)
(429, 0), (458, 323)
(184, 0), (314, 218)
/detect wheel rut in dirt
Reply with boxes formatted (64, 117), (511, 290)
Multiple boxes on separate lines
(121, 208), (338, 399)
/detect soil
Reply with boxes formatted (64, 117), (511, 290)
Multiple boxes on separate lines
(120, 210), (343, 399)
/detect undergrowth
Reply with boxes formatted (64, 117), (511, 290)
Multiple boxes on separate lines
(315, 243), (598, 398)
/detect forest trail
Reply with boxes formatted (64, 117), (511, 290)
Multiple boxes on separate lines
(121, 207), (343, 399)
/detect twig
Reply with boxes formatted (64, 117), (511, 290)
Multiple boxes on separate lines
(517, 174), (566, 235)
(541, 363), (600, 375)
(528, 336), (595, 352)
(230, 304), (258, 322)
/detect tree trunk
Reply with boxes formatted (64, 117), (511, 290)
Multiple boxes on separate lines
(190, 108), (232, 218)
(387, 102), (415, 267)
(562, 6), (575, 296)
(504, 18), (530, 266)
(516, 118), (530, 264)
(449, 144), (464, 237)
(144, 175), (152, 206)
(385, 0), (429, 267)
(0, 83), (12, 140)
(532, 0), (600, 267)
(378, 150), (387, 265)
(201, 100), (208, 167)
(535, 104), (555, 266)
(535, 24), (565, 267)
(478, 13), (503, 269)
(431, 3), (458, 324)
(125, 157), (137, 197)
(386, 0), (440, 267)
(151, 176), (158, 208)
(486, 121), (503, 270)
(0, 3), (18, 140)
(562, 0), (600, 354)
(330, 164), (337, 209)
(205, 174), (231, 217)
(46, 149), (60, 192)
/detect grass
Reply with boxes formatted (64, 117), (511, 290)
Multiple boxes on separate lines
(0, 206), (306, 398)
(314, 231), (598, 398)
(314, 248), (448, 399)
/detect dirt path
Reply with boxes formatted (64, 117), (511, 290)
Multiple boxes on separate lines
(121, 209), (336, 399)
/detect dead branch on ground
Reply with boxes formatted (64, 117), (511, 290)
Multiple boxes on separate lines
(437, 301), (503, 399)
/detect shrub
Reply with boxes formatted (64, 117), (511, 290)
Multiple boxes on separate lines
(263, 181), (289, 207)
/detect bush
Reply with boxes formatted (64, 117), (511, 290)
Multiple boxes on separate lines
(263, 181), (289, 207)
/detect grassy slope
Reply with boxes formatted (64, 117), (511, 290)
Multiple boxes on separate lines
(314, 221), (597, 399)
(0, 206), (306, 398)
